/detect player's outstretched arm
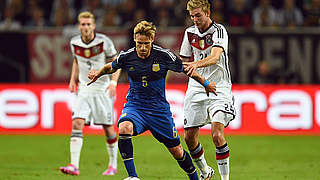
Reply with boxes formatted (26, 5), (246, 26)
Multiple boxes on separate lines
(107, 56), (121, 98)
(87, 63), (116, 86)
(183, 47), (223, 76)
(69, 58), (79, 93)
(183, 66), (217, 96)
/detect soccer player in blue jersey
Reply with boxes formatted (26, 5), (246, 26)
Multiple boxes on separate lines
(87, 20), (217, 180)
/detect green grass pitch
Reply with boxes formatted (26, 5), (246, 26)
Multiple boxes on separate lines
(0, 135), (319, 180)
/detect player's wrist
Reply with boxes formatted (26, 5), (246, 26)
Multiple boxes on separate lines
(110, 80), (117, 86)
(202, 79), (210, 88)
(194, 61), (200, 68)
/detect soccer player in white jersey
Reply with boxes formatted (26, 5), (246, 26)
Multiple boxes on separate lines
(59, 11), (121, 176)
(180, 1), (235, 180)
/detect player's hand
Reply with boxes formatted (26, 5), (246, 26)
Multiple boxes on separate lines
(107, 83), (116, 98)
(87, 69), (100, 86)
(69, 81), (77, 93)
(205, 81), (217, 97)
(183, 62), (198, 76)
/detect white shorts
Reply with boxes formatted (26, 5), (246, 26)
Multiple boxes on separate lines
(184, 87), (236, 128)
(72, 91), (114, 125)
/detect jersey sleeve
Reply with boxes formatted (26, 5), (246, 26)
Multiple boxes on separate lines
(165, 50), (184, 73)
(69, 41), (76, 59)
(111, 50), (125, 70)
(179, 30), (192, 58)
(212, 25), (228, 51)
(103, 36), (117, 59)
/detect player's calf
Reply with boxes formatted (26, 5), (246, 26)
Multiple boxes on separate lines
(118, 134), (138, 177)
(176, 150), (199, 180)
(189, 143), (212, 176)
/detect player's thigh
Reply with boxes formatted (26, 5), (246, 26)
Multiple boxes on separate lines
(184, 99), (209, 128)
(72, 94), (91, 124)
(148, 113), (180, 148)
(118, 105), (148, 136)
(211, 118), (226, 146)
(90, 94), (114, 125)
(208, 100), (235, 127)
(211, 118), (225, 136)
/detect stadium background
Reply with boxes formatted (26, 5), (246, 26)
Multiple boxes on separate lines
(0, 0), (320, 179)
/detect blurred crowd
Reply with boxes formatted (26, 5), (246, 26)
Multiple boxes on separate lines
(1, 0), (320, 31)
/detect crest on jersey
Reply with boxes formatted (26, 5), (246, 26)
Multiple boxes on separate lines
(84, 49), (90, 57)
(92, 46), (100, 55)
(152, 63), (160, 72)
(206, 34), (213, 45)
(199, 40), (205, 49)
(129, 66), (135, 71)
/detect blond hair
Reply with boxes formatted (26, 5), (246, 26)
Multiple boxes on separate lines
(134, 20), (156, 39)
(187, 0), (211, 14)
(78, 11), (95, 23)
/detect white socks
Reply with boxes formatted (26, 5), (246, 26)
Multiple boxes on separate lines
(106, 141), (118, 168)
(69, 130), (118, 170)
(217, 157), (229, 180)
(70, 136), (83, 168)
(106, 134), (118, 169)
(190, 143), (209, 175)
(216, 143), (230, 180)
(194, 153), (209, 174)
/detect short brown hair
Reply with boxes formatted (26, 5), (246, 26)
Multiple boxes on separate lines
(134, 20), (156, 39)
(78, 11), (95, 23)
(187, 0), (211, 14)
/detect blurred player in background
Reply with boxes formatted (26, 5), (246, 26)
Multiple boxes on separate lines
(59, 11), (121, 176)
(87, 20), (218, 180)
(180, 0), (236, 180)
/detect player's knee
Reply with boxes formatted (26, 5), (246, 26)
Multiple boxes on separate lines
(169, 145), (184, 159)
(72, 119), (84, 130)
(184, 128), (197, 147)
(212, 131), (224, 144)
(118, 121), (133, 135)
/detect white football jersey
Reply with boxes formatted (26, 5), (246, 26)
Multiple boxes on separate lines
(70, 33), (117, 92)
(180, 23), (232, 91)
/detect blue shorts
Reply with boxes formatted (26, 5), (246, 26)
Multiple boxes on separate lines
(118, 103), (180, 148)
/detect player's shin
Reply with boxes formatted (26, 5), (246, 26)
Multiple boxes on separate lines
(216, 143), (230, 180)
(106, 133), (118, 169)
(190, 143), (209, 175)
(70, 129), (83, 168)
(176, 150), (199, 180)
(118, 134), (138, 177)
